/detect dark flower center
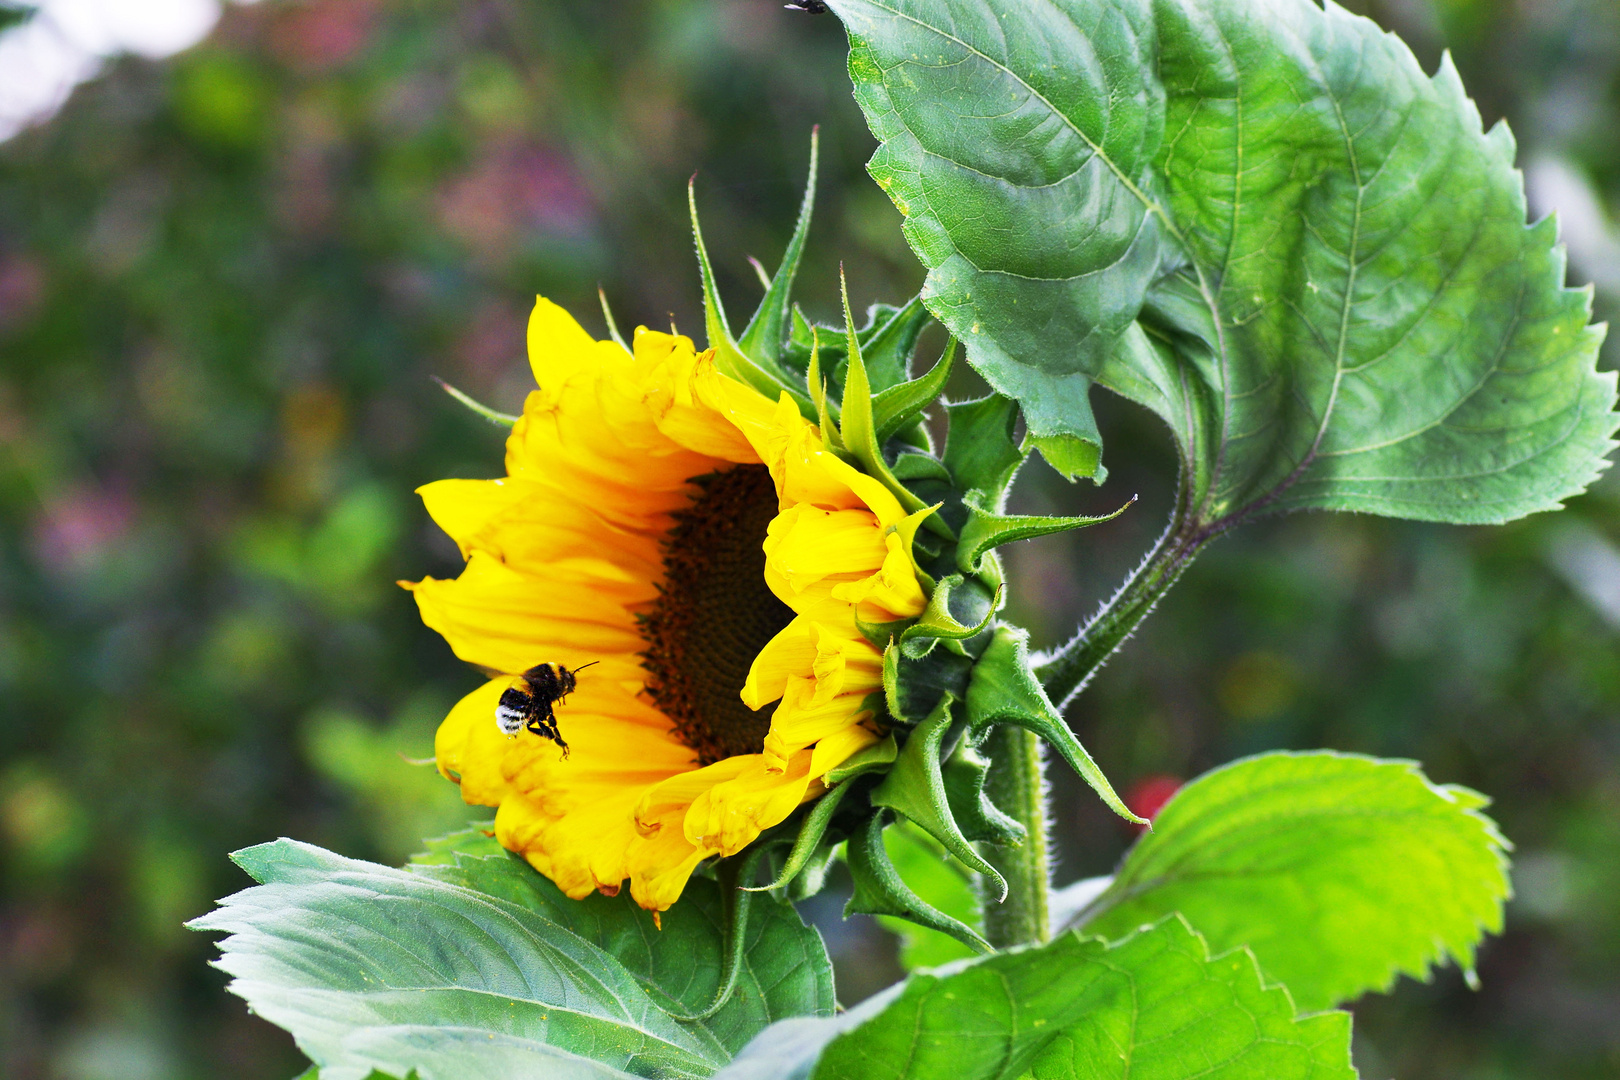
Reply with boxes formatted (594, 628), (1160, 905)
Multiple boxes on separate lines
(640, 465), (795, 766)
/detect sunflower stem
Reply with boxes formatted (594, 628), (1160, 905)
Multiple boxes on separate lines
(1033, 483), (1214, 711)
(977, 725), (1049, 949)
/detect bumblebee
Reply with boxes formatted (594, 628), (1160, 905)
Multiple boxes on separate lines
(784, 0), (828, 11)
(494, 661), (597, 756)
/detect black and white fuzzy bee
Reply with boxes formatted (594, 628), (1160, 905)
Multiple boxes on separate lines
(495, 661), (598, 756)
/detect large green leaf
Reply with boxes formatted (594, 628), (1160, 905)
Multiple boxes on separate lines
(831, 0), (1615, 520)
(1070, 752), (1511, 1012)
(191, 837), (834, 1080)
(713, 916), (1353, 1080)
(409, 828), (834, 1051)
(830, 0), (1163, 479)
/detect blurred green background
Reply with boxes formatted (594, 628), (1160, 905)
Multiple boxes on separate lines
(0, 0), (1616, 1077)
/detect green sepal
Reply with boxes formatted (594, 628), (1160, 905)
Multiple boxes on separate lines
(745, 781), (852, 895)
(890, 452), (952, 483)
(942, 738), (1025, 846)
(837, 271), (955, 540)
(858, 295), (933, 392)
(805, 329), (846, 454)
(786, 305), (826, 376)
(688, 180), (806, 410)
(956, 490), (1135, 575)
(966, 626), (1145, 826)
(943, 394), (1024, 501)
(784, 298), (926, 389)
(898, 574), (1001, 660)
(737, 129), (818, 365)
(597, 287), (629, 351)
(824, 733), (899, 785)
(884, 640), (974, 723)
(856, 613), (914, 652)
(871, 693), (1008, 901)
(872, 336), (955, 445)
(748, 735), (897, 895)
(784, 840), (842, 902)
(844, 810), (992, 955)
(431, 377), (517, 427)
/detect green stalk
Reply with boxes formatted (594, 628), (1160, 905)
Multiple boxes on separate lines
(1034, 502), (1215, 710)
(978, 725), (1049, 948)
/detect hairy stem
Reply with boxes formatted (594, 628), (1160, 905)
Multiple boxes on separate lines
(978, 725), (1049, 949)
(1034, 503), (1215, 710)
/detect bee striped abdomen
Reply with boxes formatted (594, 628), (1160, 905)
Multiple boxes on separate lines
(492, 661), (596, 758)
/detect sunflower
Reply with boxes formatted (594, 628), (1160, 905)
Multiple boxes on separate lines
(404, 298), (932, 912)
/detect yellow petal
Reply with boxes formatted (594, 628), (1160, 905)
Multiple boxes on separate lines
(420, 477), (663, 586)
(827, 532), (928, 619)
(627, 826), (711, 912)
(683, 750), (817, 856)
(435, 678), (514, 805)
(638, 331), (763, 464)
(406, 552), (646, 675)
(633, 756), (753, 834)
(808, 723), (883, 778)
(740, 616), (818, 709)
(527, 296), (619, 390)
(762, 680), (877, 769)
(763, 504), (889, 594)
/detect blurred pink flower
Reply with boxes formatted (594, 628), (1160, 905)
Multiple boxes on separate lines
(0, 254), (44, 331)
(437, 143), (592, 259)
(270, 0), (381, 73)
(32, 483), (134, 574)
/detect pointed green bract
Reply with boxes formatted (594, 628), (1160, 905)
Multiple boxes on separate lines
(1070, 752), (1512, 1012)
(666, 850), (768, 1024)
(824, 733), (899, 785)
(956, 492), (1135, 575)
(748, 782), (854, 895)
(882, 638), (973, 723)
(738, 130), (819, 365)
(830, 0), (1615, 520)
(837, 271), (955, 538)
(889, 452), (951, 483)
(805, 329), (846, 453)
(688, 181), (806, 409)
(872, 336), (955, 444)
(876, 820), (982, 969)
(749, 736), (898, 895)
(966, 627), (1143, 825)
(941, 738), (1024, 846)
(432, 377), (517, 427)
(714, 917), (1354, 1080)
(871, 694), (1006, 900)
(897, 574), (997, 659)
(844, 811), (992, 954)
(597, 287), (629, 351)
(857, 294), (933, 393)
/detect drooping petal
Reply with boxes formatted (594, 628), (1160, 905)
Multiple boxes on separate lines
(683, 749), (819, 856)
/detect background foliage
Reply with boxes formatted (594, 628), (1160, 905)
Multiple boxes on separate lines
(0, 0), (1616, 1078)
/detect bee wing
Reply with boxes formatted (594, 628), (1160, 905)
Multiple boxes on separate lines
(472, 663), (514, 680)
